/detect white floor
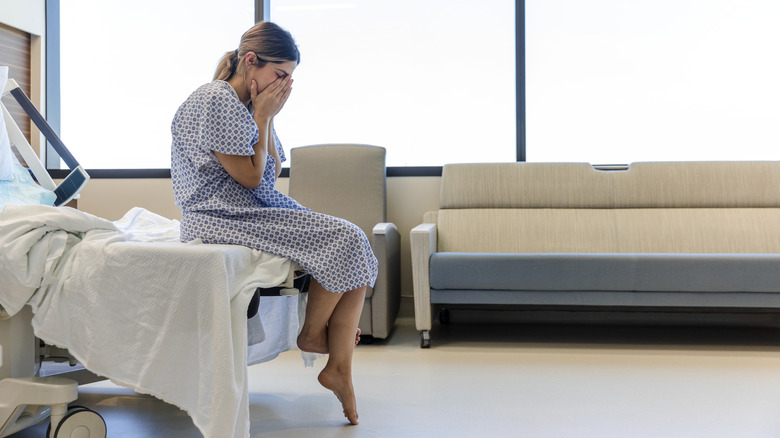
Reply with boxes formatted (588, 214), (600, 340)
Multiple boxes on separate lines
(11, 314), (780, 438)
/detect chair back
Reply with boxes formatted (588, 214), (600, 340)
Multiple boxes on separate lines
(289, 144), (387, 237)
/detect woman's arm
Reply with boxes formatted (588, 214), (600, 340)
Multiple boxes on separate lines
(215, 77), (291, 189)
(214, 121), (270, 189)
(268, 122), (282, 179)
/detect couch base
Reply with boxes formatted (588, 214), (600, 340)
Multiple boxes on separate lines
(430, 253), (780, 293)
(430, 289), (780, 309)
(418, 289), (780, 348)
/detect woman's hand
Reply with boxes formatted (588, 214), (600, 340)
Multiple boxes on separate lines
(251, 76), (293, 122)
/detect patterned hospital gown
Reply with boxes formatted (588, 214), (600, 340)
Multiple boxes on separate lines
(170, 81), (377, 293)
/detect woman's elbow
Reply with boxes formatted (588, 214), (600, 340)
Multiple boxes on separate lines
(234, 175), (262, 190)
(241, 179), (262, 190)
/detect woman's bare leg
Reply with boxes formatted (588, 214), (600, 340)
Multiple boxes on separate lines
(297, 279), (340, 354)
(317, 285), (365, 425)
(298, 280), (363, 353)
(297, 279), (367, 424)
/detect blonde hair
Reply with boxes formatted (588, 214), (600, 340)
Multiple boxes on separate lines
(213, 22), (300, 82)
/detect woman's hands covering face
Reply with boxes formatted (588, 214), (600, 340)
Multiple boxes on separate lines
(251, 76), (293, 120)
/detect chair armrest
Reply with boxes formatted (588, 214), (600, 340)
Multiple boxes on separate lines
(369, 222), (401, 338)
(372, 222), (395, 235)
(410, 223), (437, 332)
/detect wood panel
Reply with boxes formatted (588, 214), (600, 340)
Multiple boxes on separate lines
(0, 22), (32, 148)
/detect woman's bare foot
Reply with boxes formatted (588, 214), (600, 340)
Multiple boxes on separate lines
(298, 328), (362, 354)
(318, 364), (359, 425)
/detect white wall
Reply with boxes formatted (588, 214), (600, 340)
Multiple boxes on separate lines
(0, 0), (45, 35)
(0, 0), (47, 157)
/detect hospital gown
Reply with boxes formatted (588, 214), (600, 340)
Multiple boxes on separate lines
(171, 81), (377, 293)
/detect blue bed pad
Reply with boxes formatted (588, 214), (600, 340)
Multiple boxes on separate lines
(0, 163), (56, 210)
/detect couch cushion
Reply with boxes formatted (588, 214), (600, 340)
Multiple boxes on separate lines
(437, 208), (618, 253)
(611, 161), (780, 208)
(429, 253), (780, 293)
(439, 162), (613, 209)
(437, 208), (780, 253)
(439, 162), (780, 209)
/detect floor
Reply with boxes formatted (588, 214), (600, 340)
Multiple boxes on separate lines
(11, 313), (780, 438)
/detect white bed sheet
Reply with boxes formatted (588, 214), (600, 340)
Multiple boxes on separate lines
(0, 205), (302, 438)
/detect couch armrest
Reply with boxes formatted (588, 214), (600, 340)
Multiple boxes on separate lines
(370, 222), (401, 338)
(411, 223), (437, 332)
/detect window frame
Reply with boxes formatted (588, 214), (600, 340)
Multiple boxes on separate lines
(45, 0), (525, 179)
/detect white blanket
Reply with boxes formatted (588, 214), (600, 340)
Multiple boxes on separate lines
(0, 205), (300, 438)
(0, 204), (116, 316)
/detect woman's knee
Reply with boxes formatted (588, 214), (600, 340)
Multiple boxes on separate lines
(342, 221), (369, 245)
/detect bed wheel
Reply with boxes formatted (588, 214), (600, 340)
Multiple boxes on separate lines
(46, 406), (106, 438)
(420, 330), (430, 348)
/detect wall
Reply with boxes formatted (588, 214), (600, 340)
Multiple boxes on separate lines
(75, 175), (442, 313)
(0, 0), (47, 156)
(0, 0), (45, 36)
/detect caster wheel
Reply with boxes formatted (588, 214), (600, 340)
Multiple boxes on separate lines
(420, 331), (431, 348)
(47, 406), (106, 438)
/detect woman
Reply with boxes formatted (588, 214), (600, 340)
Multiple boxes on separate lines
(170, 22), (377, 426)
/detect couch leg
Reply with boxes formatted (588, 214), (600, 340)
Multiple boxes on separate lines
(420, 331), (430, 349)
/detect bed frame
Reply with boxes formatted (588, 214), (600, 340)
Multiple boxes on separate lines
(0, 78), (102, 437)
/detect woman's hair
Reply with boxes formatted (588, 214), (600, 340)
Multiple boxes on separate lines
(213, 22), (300, 81)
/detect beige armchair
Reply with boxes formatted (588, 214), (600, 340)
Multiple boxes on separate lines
(288, 144), (401, 340)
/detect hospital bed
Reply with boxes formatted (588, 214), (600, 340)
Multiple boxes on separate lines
(0, 74), (312, 438)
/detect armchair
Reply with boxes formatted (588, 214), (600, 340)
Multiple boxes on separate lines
(288, 144), (401, 340)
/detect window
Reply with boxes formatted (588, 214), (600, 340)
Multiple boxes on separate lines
(53, 1), (778, 172)
(270, 0), (517, 167)
(57, 0), (254, 169)
(525, 0), (780, 163)
(52, 0), (515, 170)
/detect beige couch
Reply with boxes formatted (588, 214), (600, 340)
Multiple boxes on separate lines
(411, 161), (780, 348)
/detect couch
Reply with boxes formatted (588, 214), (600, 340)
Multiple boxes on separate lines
(411, 161), (780, 348)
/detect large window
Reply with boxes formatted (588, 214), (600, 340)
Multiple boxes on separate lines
(54, 0), (515, 170)
(51, 1), (780, 172)
(525, 0), (780, 163)
(57, 0), (254, 169)
(270, 0), (516, 167)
